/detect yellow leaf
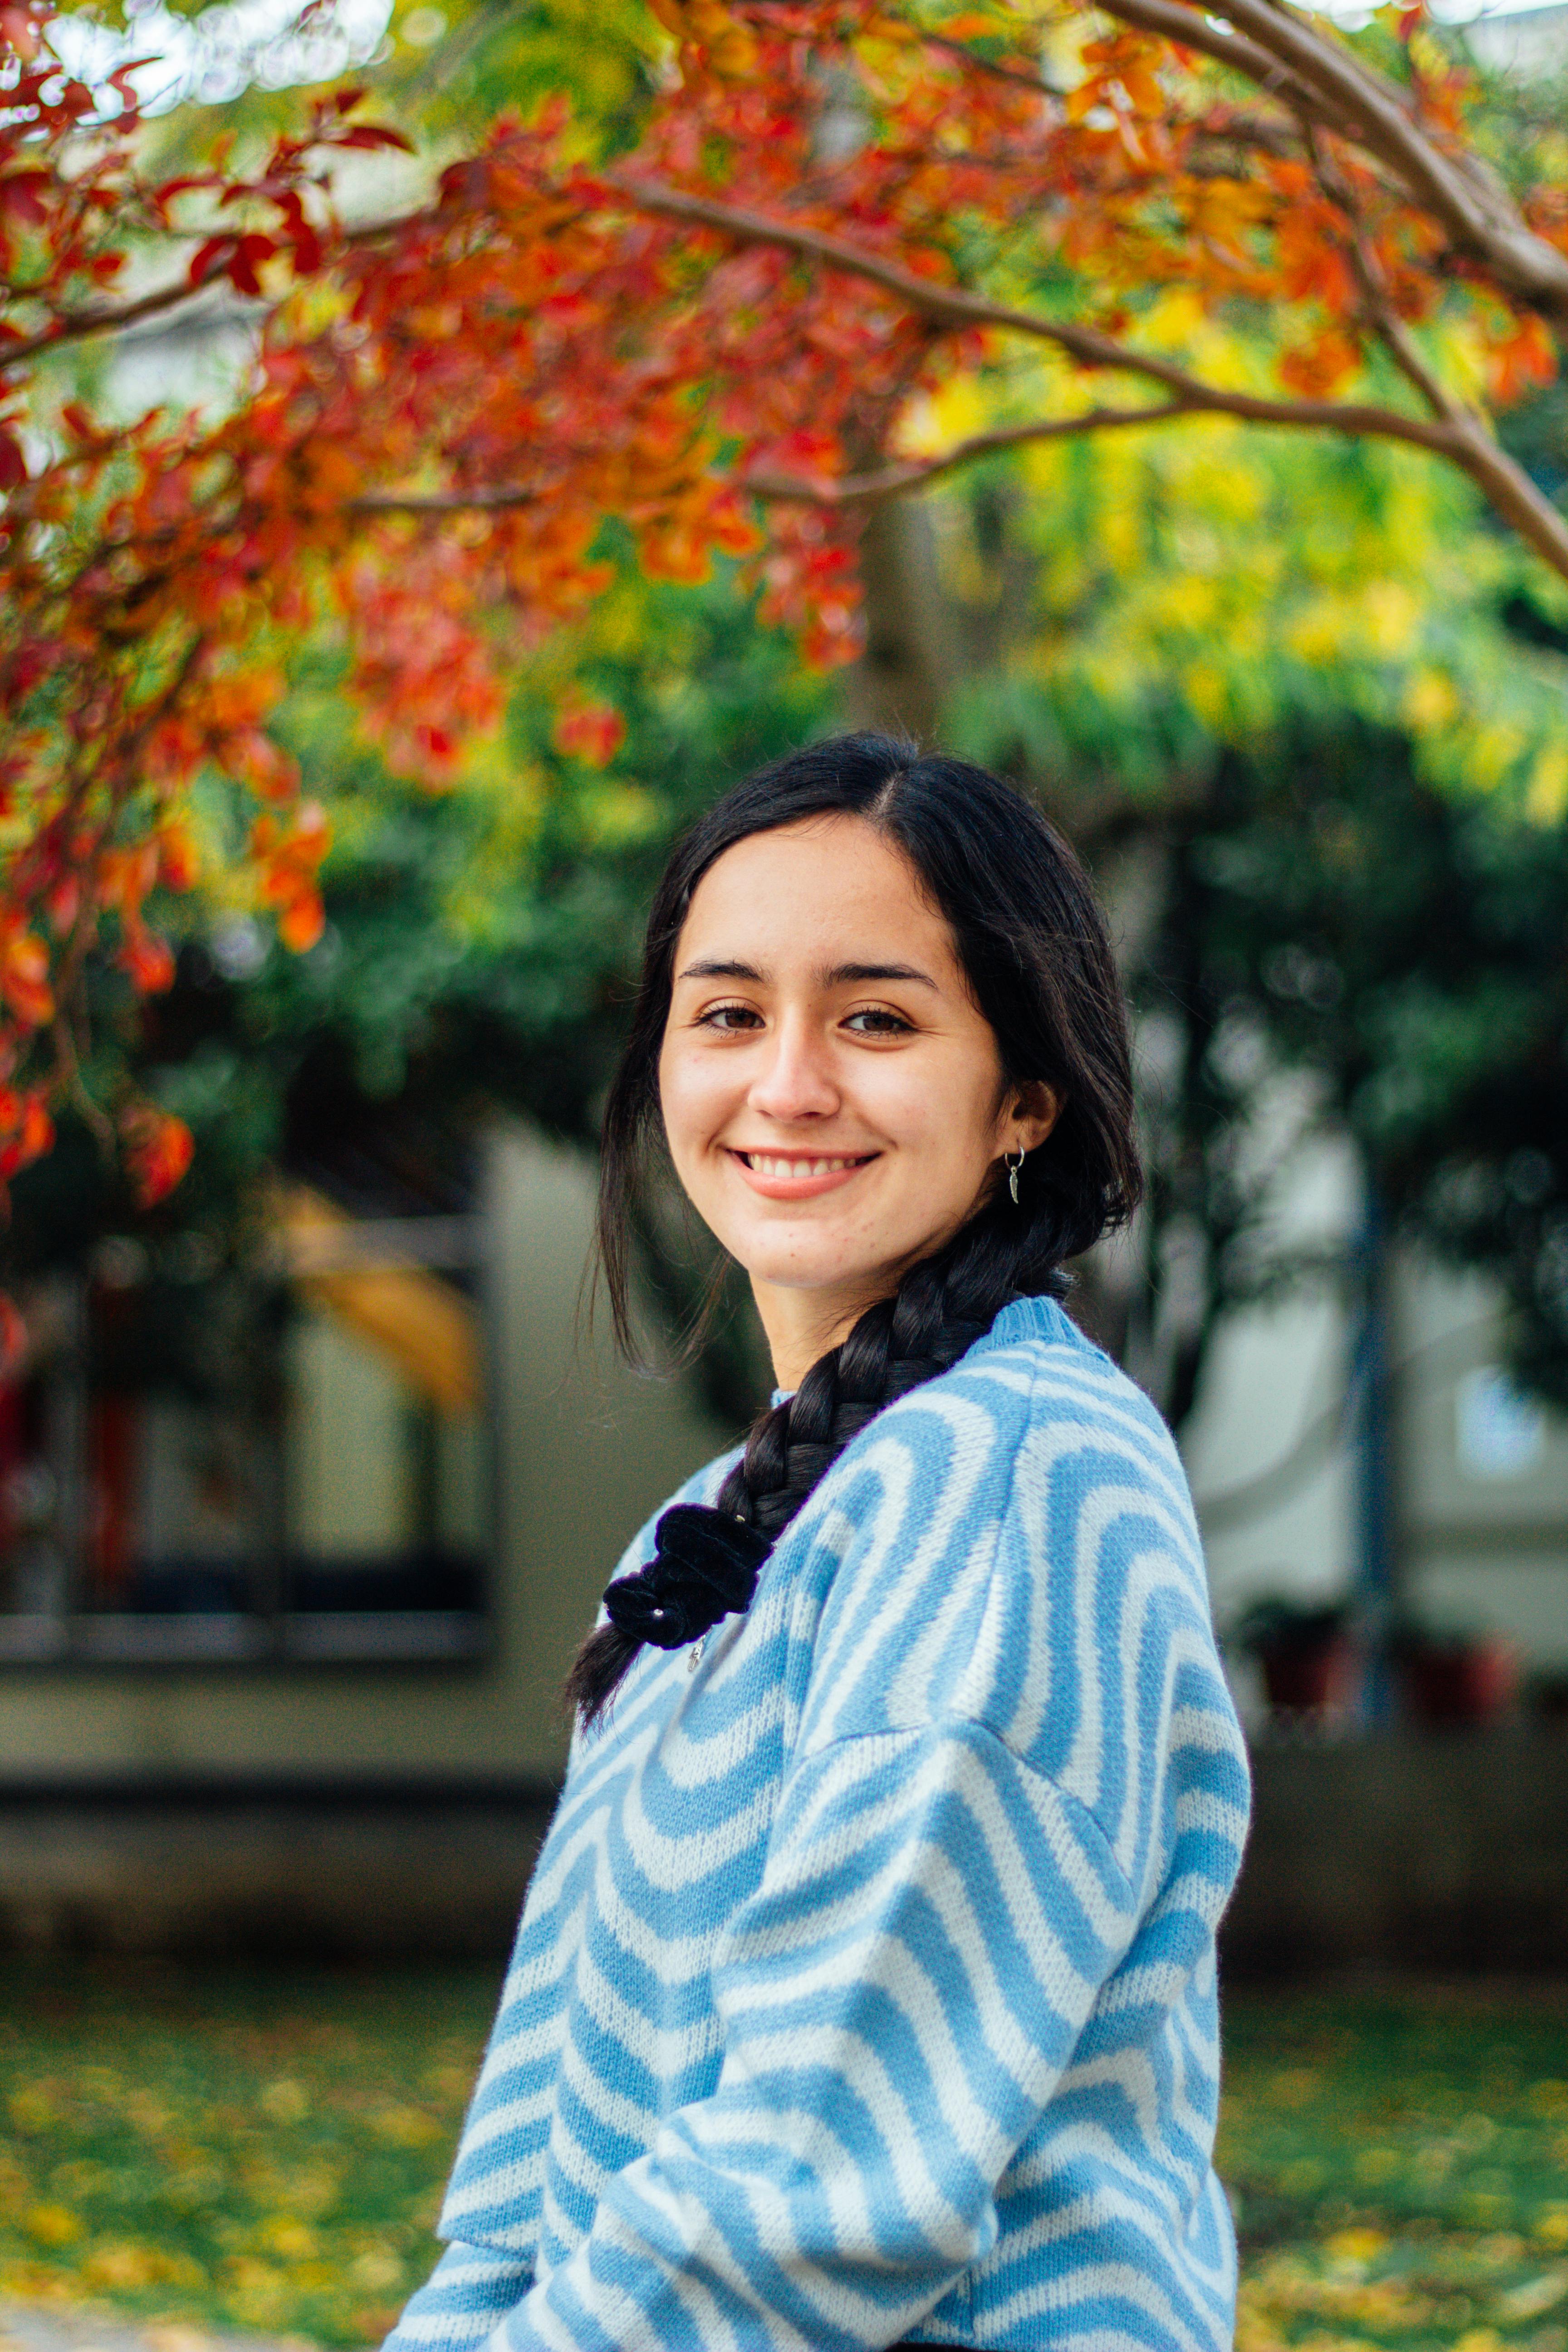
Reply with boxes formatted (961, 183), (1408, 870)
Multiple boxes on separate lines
(1401, 668), (1460, 732)
(24, 2205), (81, 2246)
(371, 2103), (443, 2147)
(1524, 744), (1568, 825)
(1323, 2225), (1389, 2264)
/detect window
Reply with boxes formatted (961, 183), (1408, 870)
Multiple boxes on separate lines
(0, 1188), (491, 1664)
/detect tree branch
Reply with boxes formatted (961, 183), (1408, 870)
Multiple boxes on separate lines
(345, 389), (1568, 583)
(1438, 415), (1568, 578)
(611, 176), (1449, 439)
(1102, 0), (1568, 320)
(609, 174), (1568, 582)
(348, 485), (540, 513)
(2, 202), (441, 371)
(1301, 114), (1470, 427)
(743, 403), (1200, 500)
(4, 255), (247, 371)
(1078, 0), (1357, 132)
(921, 30), (1060, 99)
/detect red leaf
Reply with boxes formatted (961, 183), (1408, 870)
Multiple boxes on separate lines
(155, 173), (216, 206)
(106, 59), (151, 107)
(188, 234), (234, 287)
(0, 170), (50, 225)
(277, 888), (325, 953)
(121, 1107), (194, 1208)
(334, 125), (415, 152)
(288, 222), (323, 274)
(553, 695), (626, 768)
(0, 1292), (27, 1379)
(120, 928), (177, 995)
(0, 428), (25, 490)
(229, 234), (277, 297)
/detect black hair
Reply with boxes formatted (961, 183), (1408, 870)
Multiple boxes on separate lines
(567, 732), (1140, 1724)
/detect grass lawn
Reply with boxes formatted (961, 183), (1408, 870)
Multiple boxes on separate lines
(0, 1962), (1564, 2348)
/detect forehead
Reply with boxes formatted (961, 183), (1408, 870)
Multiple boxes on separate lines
(679, 814), (953, 960)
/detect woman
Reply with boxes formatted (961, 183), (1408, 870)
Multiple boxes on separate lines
(387, 736), (1251, 2351)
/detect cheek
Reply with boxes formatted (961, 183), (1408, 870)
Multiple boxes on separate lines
(877, 1054), (1004, 1170)
(658, 1043), (730, 1162)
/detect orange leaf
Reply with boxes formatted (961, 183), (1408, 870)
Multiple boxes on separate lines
(1280, 328), (1362, 398)
(553, 696), (626, 768)
(277, 890), (325, 954)
(121, 929), (177, 995)
(12, 1094), (53, 1171)
(0, 931), (54, 1030)
(121, 1107), (194, 1209)
(157, 825), (201, 892)
(1487, 312), (1558, 405)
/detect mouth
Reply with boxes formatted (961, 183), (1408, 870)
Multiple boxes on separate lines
(727, 1148), (878, 1198)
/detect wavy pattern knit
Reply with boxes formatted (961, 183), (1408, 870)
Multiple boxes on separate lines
(387, 1298), (1252, 2352)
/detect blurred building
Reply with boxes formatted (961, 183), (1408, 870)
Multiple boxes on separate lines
(0, 1122), (732, 1955)
(1184, 1159), (1568, 1691)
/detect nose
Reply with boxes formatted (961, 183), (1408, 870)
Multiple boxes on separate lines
(745, 1010), (840, 1123)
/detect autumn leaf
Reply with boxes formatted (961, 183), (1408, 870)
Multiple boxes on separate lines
(552, 696), (627, 768)
(0, 926), (54, 1031)
(157, 825), (201, 892)
(119, 929), (177, 995)
(5, 0), (1568, 1203)
(1281, 328), (1363, 398)
(120, 1106), (196, 1207)
(0, 1289), (25, 1374)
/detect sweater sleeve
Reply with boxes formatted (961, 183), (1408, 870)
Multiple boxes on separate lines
(483, 1718), (1142, 2352)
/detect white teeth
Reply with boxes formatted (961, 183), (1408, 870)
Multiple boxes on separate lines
(744, 1154), (865, 1177)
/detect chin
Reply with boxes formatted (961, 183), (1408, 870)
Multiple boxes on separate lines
(741, 1240), (901, 1296)
(739, 1249), (848, 1291)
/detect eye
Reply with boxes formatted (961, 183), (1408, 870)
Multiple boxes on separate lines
(696, 1002), (763, 1031)
(844, 1007), (914, 1036)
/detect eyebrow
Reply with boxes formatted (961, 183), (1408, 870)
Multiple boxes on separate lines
(676, 958), (939, 990)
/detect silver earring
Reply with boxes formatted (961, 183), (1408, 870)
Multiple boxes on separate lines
(1006, 1147), (1025, 1205)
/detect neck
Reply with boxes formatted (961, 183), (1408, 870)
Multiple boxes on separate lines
(750, 1274), (889, 1394)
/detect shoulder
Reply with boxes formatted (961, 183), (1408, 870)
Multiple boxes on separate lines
(963, 1292), (1174, 1441)
(818, 1293), (1190, 1527)
(960, 1295), (1197, 1533)
(791, 1296), (1213, 1757)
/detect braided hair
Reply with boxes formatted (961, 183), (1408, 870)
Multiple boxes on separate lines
(567, 734), (1140, 1725)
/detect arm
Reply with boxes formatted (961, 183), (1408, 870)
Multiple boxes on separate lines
(487, 1719), (1141, 2352)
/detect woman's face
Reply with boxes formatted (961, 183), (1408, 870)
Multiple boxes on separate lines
(658, 813), (1057, 1376)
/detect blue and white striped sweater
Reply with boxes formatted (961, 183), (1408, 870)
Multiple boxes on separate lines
(387, 1296), (1251, 2351)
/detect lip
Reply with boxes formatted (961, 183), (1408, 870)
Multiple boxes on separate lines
(725, 1147), (879, 1200)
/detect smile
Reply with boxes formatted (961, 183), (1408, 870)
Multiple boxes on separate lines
(728, 1148), (878, 1197)
(740, 1153), (873, 1176)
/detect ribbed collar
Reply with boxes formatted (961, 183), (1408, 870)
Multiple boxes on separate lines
(968, 1291), (1079, 1359)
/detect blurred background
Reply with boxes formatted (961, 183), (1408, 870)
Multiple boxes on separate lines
(1, 0), (1567, 2345)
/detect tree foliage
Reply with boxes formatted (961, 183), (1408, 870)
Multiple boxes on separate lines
(1117, 711), (1568, 1422)
(5, 562), (824, 1421)
(5, 0), (1568, 1243)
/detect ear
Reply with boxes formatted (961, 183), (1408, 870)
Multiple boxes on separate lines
(1009, 1079), (1062, 1154)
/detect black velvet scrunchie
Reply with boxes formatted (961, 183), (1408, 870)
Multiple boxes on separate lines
(601, 1504), (772, 1650)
